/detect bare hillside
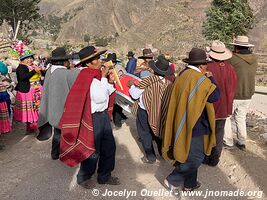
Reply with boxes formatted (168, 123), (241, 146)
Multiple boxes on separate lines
(38, 0), (267, 62)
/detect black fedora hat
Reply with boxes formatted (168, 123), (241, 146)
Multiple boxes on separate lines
(138, 48), (154, 59)
(103, 53), (120, 63)
(182, 48), (208, 65)
(126, 51), (135, 57)
(148, 55), (173, 76)
(50, 47), (72, 61)
(77, 46), (107, 66)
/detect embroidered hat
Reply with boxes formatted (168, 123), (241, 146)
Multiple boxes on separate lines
(20, 50), (34, 61)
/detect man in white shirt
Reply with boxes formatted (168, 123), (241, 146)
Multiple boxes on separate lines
(59, 46), (119, 189)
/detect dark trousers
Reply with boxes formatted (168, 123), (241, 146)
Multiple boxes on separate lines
(112, 104), (126, 127)
(77, 111), (116, 184)
(204, 119), (226, 166)
(167, 135), (204, 188)
(136, 107), (161, 161)
(51, 128), (61, 159)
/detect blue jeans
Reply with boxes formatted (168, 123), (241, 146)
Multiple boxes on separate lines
(167, 135), (205, 188)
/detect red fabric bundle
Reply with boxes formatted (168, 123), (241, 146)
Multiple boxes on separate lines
(58, 68), (101, 167)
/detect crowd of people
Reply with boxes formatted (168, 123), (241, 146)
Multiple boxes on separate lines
(0, 35), (258, 192)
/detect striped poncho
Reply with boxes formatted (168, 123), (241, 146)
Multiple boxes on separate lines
(132, 75), (172, 137)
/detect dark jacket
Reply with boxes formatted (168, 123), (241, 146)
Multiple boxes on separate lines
(126, 57), (137, 74)
(15, 64), (36, 93)
(228, 53), (258, 99)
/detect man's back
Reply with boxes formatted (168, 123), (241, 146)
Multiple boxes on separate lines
(229, 53), (257, 99)
(39, 67), (79, 128)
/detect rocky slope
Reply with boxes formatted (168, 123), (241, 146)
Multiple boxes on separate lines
(38, 0), (267, 62)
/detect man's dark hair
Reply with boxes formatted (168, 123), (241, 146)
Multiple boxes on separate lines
(51, 60), (67, 66)
(234, 45), (252, 54)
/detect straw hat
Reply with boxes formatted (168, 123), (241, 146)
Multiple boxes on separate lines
(208, 40), (232, 61)
(230, 36), (254, 47)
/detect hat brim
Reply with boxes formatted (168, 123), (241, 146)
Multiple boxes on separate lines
(20, 54), (34, 61)
(209, 48), (233, 61)
(50, 55), (72, 61)
(76, 50), (107, 66)
(102, 58), (120, 63)
(138, 56), (153, 59)
(126, 54), (134, 57)
(230, 42), (254, 47)
(148, 60), (173, 76)
(182, 58), (209, 65)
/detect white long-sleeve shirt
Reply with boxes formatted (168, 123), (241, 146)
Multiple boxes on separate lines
(129, 85), (145, 110)
(128, 76), (166, 110)
(90, 77), (116, 113)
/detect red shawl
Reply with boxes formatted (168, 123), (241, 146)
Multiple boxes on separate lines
(58, 68), (100, 167)
(207, 61), (237, 119)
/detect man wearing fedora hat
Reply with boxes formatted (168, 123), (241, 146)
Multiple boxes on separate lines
(125, 51), (137, 74)
(38, 47), (80, 160)
(202, 40), (237, 166)
(162, 48), (220, 191)
(224, 36), (258, 151)
(128, 55), (173, 164)
(135, 48), (154, 79)
(59, 46), (120, 189)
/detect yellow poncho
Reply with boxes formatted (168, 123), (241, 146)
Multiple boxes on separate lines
(162, 69), (216, 163)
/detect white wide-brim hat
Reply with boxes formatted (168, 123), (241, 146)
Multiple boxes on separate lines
(208, 40), (233, 61)
(230, 36), (254, 47)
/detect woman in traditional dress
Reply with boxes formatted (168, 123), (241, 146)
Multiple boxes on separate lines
(0, 61), (12, 135)
(13, 50), (43, 133)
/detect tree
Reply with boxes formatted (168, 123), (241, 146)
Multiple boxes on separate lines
(203, 0), (254, 44)
(0, 0), (41, 38)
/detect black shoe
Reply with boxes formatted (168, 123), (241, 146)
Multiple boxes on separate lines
(202, 156), (210, 165)
(236, 143), (246, 151)
(183, 181), (201, 191)
(98, 176), (120, 185)
(141, 156), (156, 164)
(121, 113), (128, 120)
(51, 155), (59, 160)
(78, 179), (95, 189)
